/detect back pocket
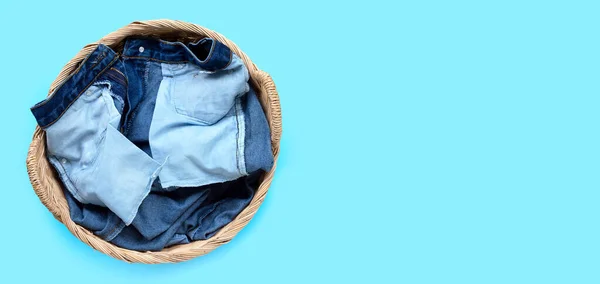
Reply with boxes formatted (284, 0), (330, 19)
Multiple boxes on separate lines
(168, 63), (249, 125)
(45, 83), (121, 203)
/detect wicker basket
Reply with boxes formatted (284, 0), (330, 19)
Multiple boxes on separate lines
(25, 19), (281, 264)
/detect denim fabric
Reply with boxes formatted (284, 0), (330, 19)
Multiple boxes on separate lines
(120, 59), (162, 156)
(30, 46), (162, 225)
(31, 38), (274, 250)
(243, 87), (274, 172)
(64, 170), (262, 251)
(121, 38), (251, 189)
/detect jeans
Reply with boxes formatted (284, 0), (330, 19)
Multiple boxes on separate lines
(31, 37), (273, 250)
(64, 170), (263, 251)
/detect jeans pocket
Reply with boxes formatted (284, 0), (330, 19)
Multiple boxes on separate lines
(45, 82), (125, 199)
(47, 82), (161, 224)
(45, 84), (113, 201)
(168, 63), (249, 125)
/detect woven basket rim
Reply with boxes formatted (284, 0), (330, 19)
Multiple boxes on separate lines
(25, 19), (281, 264)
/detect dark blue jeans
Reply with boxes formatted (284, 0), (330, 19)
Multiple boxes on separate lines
(65, 170), (263, 251)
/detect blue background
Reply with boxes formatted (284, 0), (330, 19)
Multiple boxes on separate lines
(0, 0), (598, 283)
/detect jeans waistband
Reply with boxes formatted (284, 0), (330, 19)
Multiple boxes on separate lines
(31, 44), (119, 128)
(121, 38), (233, 72)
